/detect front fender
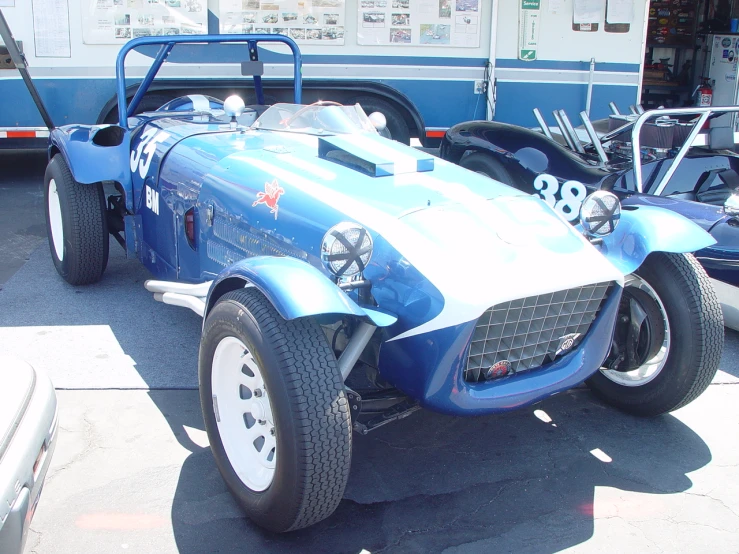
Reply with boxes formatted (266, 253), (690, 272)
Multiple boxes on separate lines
(49, 125), (132, 189)
(205, 256), (397, 327)
(598, 206), (716, 275)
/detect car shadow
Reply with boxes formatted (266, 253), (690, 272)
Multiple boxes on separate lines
(152, 387), (711, 554)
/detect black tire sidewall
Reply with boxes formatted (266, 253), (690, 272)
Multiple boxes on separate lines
(199, 295), (316, 531)
(44, 155), (109, 284)
(587, 252), (716, 415)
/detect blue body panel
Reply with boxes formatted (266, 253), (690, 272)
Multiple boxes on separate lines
(49, 126), (131, 187)
(596, 206), (717, 275)
(205, 256), (396, 326)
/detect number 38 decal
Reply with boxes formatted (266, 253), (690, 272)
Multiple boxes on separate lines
(533, 174), (588, 222)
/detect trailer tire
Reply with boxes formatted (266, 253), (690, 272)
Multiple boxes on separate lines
(44, 154), (109, 285)
(101, 93), (175, 124)
(460, 152), (513, 183)
(352, 96), (411, 144)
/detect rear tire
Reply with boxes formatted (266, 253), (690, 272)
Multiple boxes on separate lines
(587, 252), (723, 416)
(199, 288), (352, 532)
(459, 152), (513, 183)
(352, 96), (411, 144)
(44, 154), (109, 285)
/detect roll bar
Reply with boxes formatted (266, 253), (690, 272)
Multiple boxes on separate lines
(631, 106), (739, 194)
(115, 34), (303, 129)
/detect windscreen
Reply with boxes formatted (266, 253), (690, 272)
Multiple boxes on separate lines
(253, 103), (377, 135)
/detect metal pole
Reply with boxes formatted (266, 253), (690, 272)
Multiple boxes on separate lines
(0, 9), (55, 129)
(580, 111), (608, 164)
(586, 58), (595, 116)
(533, 108), (553, 140)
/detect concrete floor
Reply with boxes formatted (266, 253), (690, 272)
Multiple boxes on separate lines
(1, 151), (738, 553)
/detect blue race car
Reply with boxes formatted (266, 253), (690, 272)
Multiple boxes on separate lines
(440, 105), (739, 330)
(7, 26), (724, 532)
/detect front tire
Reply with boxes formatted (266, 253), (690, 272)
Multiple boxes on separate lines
(587, 252), (723, 416)
(44, 154), (109, 285)
(199, 288), (352, 532)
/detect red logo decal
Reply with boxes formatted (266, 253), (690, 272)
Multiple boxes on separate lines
(252, 179), (285, 220)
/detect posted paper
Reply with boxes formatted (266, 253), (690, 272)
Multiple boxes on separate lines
(219, 0), (346, 45)
(357, 0), (480, 48)
(82, 0), (208, 45)
(32, 0), (71, 57)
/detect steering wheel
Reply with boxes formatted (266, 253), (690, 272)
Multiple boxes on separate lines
(284, 100), (344, 127)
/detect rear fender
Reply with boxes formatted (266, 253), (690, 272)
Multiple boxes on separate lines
(49, 125), (132, 196)
(205, 256), (397, 327)
(597, 206), (716, 275)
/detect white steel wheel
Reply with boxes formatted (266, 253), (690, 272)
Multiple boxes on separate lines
(47, 178), (64, 261)
(599, 274), (671, 387)
(211, 336), (276, 492)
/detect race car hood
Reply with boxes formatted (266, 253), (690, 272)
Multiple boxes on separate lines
(162, 124), (624, 336)
(168, 126), (521, 216)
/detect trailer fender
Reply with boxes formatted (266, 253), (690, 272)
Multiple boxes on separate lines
(49, 125), (132, 190)
(205, 256), (397, 327)
(598, 206), (717, 275)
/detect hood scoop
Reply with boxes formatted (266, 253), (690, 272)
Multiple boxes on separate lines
(318, 134), (434, 177)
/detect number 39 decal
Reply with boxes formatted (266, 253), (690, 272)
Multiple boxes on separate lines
(533, 174), (587, 222)
(130, 128), (171, 179)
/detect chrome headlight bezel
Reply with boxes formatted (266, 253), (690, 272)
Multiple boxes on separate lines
(321, 222), (373, 277)
(579, 191), (621, 237)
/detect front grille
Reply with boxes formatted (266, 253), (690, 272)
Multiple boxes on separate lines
(465, 282), (612, 382)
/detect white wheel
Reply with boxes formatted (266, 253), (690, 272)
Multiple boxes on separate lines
(599, 274), (671, 387)
(47, 178), (64, 261)
(211, 336), (276, 492)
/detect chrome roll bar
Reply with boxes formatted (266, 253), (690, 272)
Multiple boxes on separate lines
(631, 106), (739, 194)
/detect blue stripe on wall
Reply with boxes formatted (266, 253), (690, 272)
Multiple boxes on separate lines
(493, 81), (639, 128)
(495, 59), (641, 73)
(0, 79), (117, 127)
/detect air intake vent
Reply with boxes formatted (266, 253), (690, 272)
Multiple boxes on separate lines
(465, 282), (612, 383)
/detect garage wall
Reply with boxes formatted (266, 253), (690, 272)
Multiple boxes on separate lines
(492, 0), (649, 127)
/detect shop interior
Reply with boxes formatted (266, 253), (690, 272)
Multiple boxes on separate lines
(642, 0), (739, 108)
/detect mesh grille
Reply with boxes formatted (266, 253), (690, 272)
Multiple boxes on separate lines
(465, 282), (612, 383)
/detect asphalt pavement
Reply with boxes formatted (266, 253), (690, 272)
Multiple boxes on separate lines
(1, 151), (738, 553)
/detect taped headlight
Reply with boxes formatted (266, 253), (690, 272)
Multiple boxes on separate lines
(321, 222), (373, 277)
(579, 191), (621, 237)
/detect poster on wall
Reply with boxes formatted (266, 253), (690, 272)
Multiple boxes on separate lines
(356, 0), (480, 47)
(81, 0), (208, 45)
(218, 0), (346, 45)
(518, 0), (540, 60)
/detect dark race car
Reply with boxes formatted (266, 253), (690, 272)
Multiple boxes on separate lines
(440, 105), (739, 330)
